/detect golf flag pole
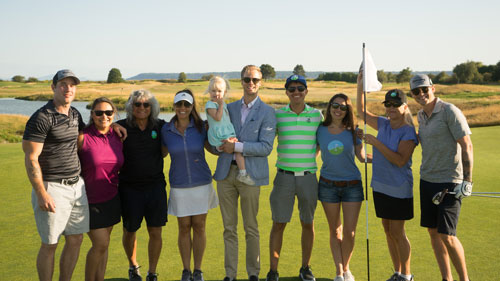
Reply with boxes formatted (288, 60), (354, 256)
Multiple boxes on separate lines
(361, 43), (383, 281)
(362, 42), (370, 281)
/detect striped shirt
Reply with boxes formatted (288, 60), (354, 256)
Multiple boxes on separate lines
(275, 104), (322, 172)
(23, 100), (85, 181)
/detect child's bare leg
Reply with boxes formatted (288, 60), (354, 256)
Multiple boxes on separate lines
(235, 152), (246, 171)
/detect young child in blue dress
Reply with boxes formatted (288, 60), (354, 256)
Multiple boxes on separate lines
(205, 76), (254, 185)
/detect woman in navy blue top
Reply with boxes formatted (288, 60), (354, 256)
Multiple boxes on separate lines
(161, 89), (218, 281)
(357, 72), (418, 281)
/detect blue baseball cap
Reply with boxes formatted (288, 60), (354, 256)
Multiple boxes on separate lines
(285, 74), (307, 89)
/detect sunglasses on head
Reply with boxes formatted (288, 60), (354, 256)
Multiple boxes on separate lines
(384, 101), (403, 108)
(411, 87), (429, 96)
(330, 102), (347, 111)
(242, 77), (261, 84)
(93, 110), (114, 116)
(175, 100), (192, 107)
(134, 102), (150, 108)
(287, 86), (306, 93)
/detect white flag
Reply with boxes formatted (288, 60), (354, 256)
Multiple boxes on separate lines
(362, 48), (382, 92)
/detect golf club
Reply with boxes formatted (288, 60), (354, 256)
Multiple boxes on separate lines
(432, 189), (500, 205)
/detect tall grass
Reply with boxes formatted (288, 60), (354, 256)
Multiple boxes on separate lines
(0, 114), (28, 142)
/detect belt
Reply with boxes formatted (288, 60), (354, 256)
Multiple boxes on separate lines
(60, 176), (80, 186)
(320, 176), (360, 187)
(277, 168), (311, 177)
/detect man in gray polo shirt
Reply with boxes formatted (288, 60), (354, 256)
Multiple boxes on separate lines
(23, 69), (89, 281)
(409, 74), (473, 281)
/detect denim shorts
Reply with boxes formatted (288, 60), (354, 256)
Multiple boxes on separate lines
(318, 177), (364, 203)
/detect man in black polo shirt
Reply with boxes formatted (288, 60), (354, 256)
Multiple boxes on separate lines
(23, 69), (90, 281)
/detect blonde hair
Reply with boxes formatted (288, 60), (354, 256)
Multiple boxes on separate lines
(205, 76), (230, 98)
(403, 105), (414, 127)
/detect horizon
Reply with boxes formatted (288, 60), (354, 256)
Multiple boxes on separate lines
(1, 0), (499, 81)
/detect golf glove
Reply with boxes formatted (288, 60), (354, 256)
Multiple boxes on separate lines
(454, 180), (473, 199)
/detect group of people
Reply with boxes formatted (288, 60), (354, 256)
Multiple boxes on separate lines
(23, 66), (473, 281)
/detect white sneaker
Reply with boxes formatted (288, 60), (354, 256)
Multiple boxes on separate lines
(333, 276), (344, 281)
(236, 173), (255, 185)
(343, 271), (355, 281)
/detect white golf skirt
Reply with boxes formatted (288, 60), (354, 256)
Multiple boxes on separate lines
(167, 183), (219, 217)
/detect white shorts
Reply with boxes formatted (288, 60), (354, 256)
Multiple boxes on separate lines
(31, 177), (89, 244)
(168, 183), (219, 217)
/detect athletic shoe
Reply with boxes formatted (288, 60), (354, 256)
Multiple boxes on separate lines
(223, 277), (237, 281)
(236, 173), (255, 186)
(193, 270), (204, 281)
(129, 265), (142, 281)
(249, 275), (259, 281)
(299, 266), (316, 281)
(333, 276), (344, 281)
(266, 270), (279, 281)
(344, 270), (355, 281)
(181, 269), (193, 281)
(146, 272), (158, 281)
(386, 273), (399, 281)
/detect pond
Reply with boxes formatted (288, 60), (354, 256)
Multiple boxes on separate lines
(0, 98), (205, 122)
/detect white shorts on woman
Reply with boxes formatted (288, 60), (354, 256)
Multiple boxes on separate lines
(168, 183), (219, 217)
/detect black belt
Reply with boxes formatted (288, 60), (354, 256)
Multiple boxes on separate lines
(320, 176), (360, 187)
(277, 168), (311, 176)
(59, 176), (80, 186)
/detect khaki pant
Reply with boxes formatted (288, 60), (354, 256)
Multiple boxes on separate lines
(217, 165), (260, 279)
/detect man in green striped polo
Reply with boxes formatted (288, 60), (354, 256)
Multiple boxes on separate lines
(266, 75), (322, 281)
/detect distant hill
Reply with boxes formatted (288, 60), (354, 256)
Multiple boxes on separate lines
(127, 70), (451, 81)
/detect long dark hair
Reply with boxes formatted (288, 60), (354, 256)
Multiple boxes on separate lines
(322, 93), (358, 145)
(170, 89), (204, 133)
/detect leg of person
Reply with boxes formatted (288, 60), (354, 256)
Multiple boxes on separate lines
(428, 228), (453, 281)
(147, 226), (163, 274)
(296, 174), (318, 274)
(340, 201), (362, 274)
(269, 222), (287, 271)
(238, 179), (261, 278)
(192, 214), (208, 271)
(382, 219), (402, 273)
(59, 233), (84, 281)
(321, 201), (343, 276)
(178, 216), (193, 271)
(440, 234), (469, 281)
(217, 167), (240, 280)
(60, 179), (89, 281)
(235, 152), (255, 186)
(122, 229), (139, 267)
(37, 243), (58, 281)
(386, 220), (411, 277)
(144, 181), (168, 277)
(85, 227), (112, 281)
(269, 172), (295, 273)
(420, 180), (453, 281)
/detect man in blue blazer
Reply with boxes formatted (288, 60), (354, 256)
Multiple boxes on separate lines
(214, 65), (277, 281)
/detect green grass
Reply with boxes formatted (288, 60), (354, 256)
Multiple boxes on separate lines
(437, 91), (500, 99)
(1, 126), (499, 280)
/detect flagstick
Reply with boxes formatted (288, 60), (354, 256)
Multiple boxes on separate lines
(362, 42), (370, 281)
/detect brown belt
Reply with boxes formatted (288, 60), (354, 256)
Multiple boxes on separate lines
(320, 176), (360, 187)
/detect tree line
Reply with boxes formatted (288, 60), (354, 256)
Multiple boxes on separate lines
(7, 61), (500, 84)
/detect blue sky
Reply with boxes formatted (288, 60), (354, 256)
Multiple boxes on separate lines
(1, 0), (499, 80)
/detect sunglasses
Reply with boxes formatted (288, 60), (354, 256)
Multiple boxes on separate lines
(384, 101), (403, 108)
(287, 86), (306, 93)
(134, 102), (150, 108)
(242, 77), (261, 84)
(330, 102), (347, 111)
(175, 100), (193, 107)
(411, 87), (429, 96)
(93, 110), (114, 116)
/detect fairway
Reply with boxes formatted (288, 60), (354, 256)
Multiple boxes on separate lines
(1, 126), (499, 281)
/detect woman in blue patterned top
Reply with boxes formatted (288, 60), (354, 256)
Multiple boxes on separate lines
(357, 72), (418, 281)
